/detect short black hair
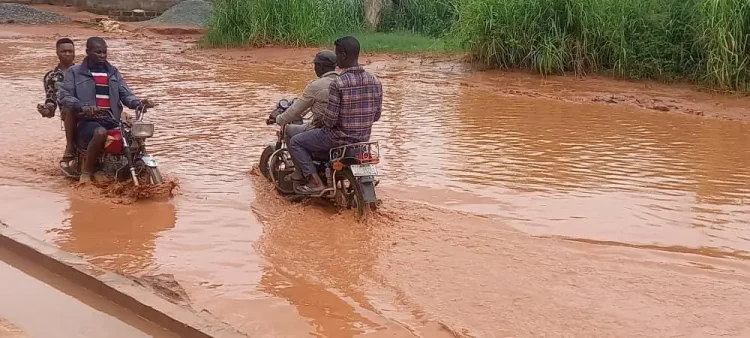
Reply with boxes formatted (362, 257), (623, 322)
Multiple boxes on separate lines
(86, 37), (106, 49)
(56, 38), (74, 47)
(334, 36), (360, 59)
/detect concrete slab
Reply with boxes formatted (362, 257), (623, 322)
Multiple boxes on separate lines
(0, 222), (247, 338)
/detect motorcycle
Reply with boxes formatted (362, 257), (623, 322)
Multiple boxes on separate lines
(61, 105), (163, 186)
(259, 99), (381, 219)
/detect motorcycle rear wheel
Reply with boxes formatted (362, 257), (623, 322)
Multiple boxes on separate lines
(336, 169), (376, 221)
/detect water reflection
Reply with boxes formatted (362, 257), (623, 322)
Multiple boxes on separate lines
(254, 203), (385, 336)
(55, 197), (176, 275)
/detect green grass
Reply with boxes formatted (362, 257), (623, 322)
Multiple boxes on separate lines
(204, 0), (364, 47)
(378, 0), (458, 37)
(204, 0), (459, 54)
(340, 32), (460, 54)
(455, 0), (750, 90)
(204, 0), (750, 91)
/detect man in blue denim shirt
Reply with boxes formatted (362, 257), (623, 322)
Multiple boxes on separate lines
(60, 37), (154, 183)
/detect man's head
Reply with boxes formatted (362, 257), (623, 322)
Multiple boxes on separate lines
(334, 36), (360, 69)
(312, 50), (337, 77)
(86, 37), (107, 66)
(56, 38), (75, 66)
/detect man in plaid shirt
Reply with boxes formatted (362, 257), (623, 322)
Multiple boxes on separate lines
(288, 36), (383, 194)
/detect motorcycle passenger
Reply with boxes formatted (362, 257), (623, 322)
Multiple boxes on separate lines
(37, 38), (77, 170)
(288, 36), (383, 195)
(272, 50), (338, 181)
(59, 37), (154, 184)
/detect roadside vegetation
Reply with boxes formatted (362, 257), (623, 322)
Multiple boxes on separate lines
(204, 0), (750, 91)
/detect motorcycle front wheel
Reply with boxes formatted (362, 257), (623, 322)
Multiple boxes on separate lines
(259, 145), (275, 181)
(134, 160), (164, 185)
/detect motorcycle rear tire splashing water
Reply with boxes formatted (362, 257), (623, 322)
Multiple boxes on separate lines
(61, 105), (164, 186)
(260, 98), (381, 221)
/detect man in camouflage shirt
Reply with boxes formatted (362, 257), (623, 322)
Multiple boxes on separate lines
(38, 38), (76, 164)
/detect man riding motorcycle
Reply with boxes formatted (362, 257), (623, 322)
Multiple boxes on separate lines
(288, 36), (383, 194)
(269, 50), (338, 182)
(59, 37), (154, 184)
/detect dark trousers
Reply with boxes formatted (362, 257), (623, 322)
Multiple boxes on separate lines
(285, 123), (314, 180)
(288, 129), (338, 177)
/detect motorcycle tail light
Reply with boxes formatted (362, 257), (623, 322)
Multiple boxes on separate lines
(132, 122), (154, 138)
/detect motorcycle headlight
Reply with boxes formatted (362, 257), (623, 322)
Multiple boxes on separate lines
(131, 122), (154, 138)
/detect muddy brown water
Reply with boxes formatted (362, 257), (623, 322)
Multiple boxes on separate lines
(1, 32), (750, 337)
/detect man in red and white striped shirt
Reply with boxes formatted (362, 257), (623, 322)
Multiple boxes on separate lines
(60, 37), (154, 183)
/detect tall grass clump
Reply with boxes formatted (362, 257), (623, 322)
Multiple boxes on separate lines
(694, 0), (750, 89)
(456, 0), (750, 90)
(378, 0), (458, 37)
(205, 0), (365, 47)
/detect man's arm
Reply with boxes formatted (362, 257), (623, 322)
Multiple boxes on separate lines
(59, 68), (84, 118)
(115, 69), (141, 109)
(322, 80), (341, 128)
(276, 82), (315, 125)
(42, 70), (58, 111)
(373, 81), (383, 122)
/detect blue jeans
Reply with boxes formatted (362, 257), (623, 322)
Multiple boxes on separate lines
(288, 129), (338, 177)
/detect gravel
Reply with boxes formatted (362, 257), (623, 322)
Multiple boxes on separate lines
(0, 3), (70, 24)
(146, 0), (212, 27)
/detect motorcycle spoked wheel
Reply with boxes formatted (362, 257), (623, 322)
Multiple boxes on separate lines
(335, 169), (376, 221)
(134, 160), (164, 185)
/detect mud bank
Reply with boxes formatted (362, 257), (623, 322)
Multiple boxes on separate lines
(1, 26), (750, 337)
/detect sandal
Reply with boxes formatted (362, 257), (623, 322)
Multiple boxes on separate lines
(61, 147), (75, 162)
(59, 160), (78, 177)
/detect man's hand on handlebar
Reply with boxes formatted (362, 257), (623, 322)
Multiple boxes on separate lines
(140, 99), (156, 109)
(266, 113), (277, 125)
(142, 99), (156, 108)
(267, 109), (281, 125)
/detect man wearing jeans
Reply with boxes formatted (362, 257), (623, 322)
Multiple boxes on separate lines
(273, 50), (338, 182)
(288, 36), (383, 194)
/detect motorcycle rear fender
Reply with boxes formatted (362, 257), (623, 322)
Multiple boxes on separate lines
(357, 176), (378, 203)
(139, 154), (159, 168)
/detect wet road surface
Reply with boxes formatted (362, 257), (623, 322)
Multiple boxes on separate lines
(1, 30), (750, 337)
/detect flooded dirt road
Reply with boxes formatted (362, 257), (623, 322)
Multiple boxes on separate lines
(1, 26), (750, 337)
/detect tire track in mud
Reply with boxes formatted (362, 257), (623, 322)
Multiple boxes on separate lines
(247, 172), (466, 337)
(248, 172), (750, 337)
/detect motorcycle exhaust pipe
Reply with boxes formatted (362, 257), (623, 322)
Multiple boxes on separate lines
(130, 167), (140, 186)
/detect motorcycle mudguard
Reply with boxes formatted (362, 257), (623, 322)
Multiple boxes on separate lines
(140, 154), (159, 168)
(357, 176), (378, 203)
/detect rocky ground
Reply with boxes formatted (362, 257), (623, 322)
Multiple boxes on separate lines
(0, 3), (69, 24)
(146, 0), (211, 27)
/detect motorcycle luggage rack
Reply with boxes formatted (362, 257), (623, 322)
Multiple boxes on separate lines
(329, 141), (380, 164)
